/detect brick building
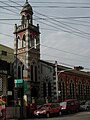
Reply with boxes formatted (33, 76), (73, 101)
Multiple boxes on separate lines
(58, 67), (90, 101)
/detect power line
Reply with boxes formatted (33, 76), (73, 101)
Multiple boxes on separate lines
(0, 26), (89, 60)
(0, 6), (18, 15)
(1, 48), (90, 71)
(34, 16), (90, 29)
(36, 18), (90, 40)
(2, 0), (89, 69)
(0, 1), (20, 11)
(0, 11), (19, 16)
(8, 0), (22, 7)
(34, 16), (90, 20)
(29, 1), (90, 5)
(41, 53), (90, 64)
(5, 1), (90, 5)
(0, 32), (13, 38)
(0, 1), (20, 16)
(0, 1), (90, 41)
(1, 5), (90, 9)
(60, 21), (90, 28)
(7, 0), (90, 39)
(36, 17), (90, 41)
(0, 19), (21, 20)
(41, 44), (90, 59)
(35, 12), (90, 39)
(0, 22), (14, 25)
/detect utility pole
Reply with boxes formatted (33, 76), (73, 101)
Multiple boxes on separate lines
(55, 61), (58, 101)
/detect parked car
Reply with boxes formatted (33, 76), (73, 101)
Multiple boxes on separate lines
(60, 99), (80, 114)
(26, 103), (37, 118)
(80, 100), (90, 111)
(34, 103), (61, 118)
(79, 100), (86, 111)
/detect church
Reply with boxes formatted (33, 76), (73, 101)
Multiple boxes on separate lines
(13, 0), (90, 105)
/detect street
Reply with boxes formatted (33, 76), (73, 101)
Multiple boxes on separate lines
(29, 111), (90, 120)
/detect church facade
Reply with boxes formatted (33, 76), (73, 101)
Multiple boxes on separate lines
(13, 0), (90, 104)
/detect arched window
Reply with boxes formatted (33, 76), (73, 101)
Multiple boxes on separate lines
(18, 66), (21, 79)
(43, 83), (46, 97)
(31, 35), (34, 47)
(27, 14), (31, 24)
(62, 82), (65, 101)
(35, 66), (37, 82)
(34, 37), (37, 49)
(48, 82), (51, 97)
(22, 35), (26, 47)
(78, 83), (80, 99)
(70, 81), (74, 99)
(59, 81), (62, 97)
(17, 36), (21, 49)
(31, 65), (33, 81)
(34, 36), (38, 49)
(81, 84), (83, 99)
(27, 15), (30, 20)
(22, 15), (25, 24)
(22, 65), (24, 79)
(29, 34), (32, 47)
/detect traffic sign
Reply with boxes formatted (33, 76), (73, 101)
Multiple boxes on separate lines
(15, 79), (23, 84)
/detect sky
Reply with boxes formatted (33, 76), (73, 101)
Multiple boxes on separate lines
(0, 0), (90, 71)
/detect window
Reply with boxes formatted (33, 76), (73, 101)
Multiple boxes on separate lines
(62, 82), (65, 100)
(35, 66), (37, 82)
(18, 66), (21, 79)
(43, 83), (46, 97)
(2, 51), (7, 56)
(48, 82), (51, 97)
(70, 81), (74, 99)
(22, 15), (25, 24)
(22, 35), (26, 47)
(22, 65), (24, 79)
(34, 37), (37, 49)
(31, 65), (33, 81)
(29, 35), (32, 47)
(17, 36), (21, 49)
(27, 14), (31, 23)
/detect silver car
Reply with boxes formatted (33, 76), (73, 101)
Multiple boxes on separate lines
(80, 101), (90, 111)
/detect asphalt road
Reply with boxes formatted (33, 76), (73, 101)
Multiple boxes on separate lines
(30, 111), (90, 120)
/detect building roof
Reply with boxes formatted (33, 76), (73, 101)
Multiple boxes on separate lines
(40, 59), (72, 70)
(40, 60), (90, 78)
(0, 44), (13, 50)
(20, 0), (33, 14)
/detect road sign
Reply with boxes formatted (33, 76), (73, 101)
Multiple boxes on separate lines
(15, 79), (23, 88)
(15, 79), (23, 84)
(24, 81), (28, 94)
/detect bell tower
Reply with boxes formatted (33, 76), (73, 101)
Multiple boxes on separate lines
(20, 0), (33, 25)
(14, 0), (40, 103)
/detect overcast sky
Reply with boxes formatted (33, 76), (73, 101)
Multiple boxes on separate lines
(0, 0), (90, 71)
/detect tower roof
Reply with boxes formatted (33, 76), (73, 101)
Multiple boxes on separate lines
(21, 0), (33, 14)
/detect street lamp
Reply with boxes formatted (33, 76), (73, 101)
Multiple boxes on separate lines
(55, 61), (73, 102)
